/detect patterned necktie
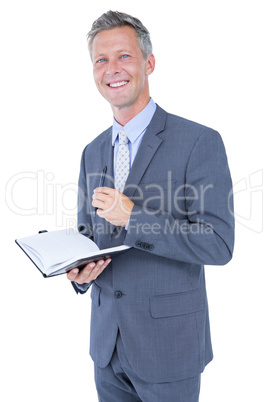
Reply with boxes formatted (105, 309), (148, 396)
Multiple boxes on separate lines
(115, 129), (130, 193)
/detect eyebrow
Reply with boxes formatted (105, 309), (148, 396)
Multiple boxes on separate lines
(94, 53), (106, 59)
(94, 49), (132, 58)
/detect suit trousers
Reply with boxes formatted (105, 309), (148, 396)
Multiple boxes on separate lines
(94, 331), (201, 402)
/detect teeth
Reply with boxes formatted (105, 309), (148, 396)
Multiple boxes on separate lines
(109, 81), (128, 88)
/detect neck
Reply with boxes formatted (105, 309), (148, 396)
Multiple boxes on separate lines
(112, 96), (150, 126)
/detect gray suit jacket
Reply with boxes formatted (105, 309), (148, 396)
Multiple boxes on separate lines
(74, 105), (234, 383)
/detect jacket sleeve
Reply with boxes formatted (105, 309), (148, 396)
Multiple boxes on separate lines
(124, 130), (235, 266)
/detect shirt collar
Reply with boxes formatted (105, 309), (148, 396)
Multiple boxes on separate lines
(112, 98), (156, 146)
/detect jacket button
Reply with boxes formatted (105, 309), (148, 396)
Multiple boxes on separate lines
(114, 291), (123, 299)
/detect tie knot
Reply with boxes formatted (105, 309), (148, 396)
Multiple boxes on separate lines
(118, 129), (129, 145)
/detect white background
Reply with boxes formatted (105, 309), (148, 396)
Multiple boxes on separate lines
(1, 0), (267, 401)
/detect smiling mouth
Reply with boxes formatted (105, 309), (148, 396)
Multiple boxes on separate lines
(108, 81), (129, 88)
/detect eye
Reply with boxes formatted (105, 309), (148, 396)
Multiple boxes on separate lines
(97, 58), (106, 64)
(121, 54), (130, 59)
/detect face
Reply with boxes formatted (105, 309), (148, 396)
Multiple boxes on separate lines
(91, 26), (155, 118)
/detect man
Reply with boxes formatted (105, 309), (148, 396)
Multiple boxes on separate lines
(67, 10), (234, 402)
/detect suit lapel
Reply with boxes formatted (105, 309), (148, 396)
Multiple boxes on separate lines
(124, 105), (167, 199)
(92, 127), (116, 237)
(98, 127), (114, 188)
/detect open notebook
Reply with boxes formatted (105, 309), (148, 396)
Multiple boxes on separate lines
(15, 228), (130, 278)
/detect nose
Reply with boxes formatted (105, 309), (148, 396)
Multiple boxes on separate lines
(106, 58), (121, 75)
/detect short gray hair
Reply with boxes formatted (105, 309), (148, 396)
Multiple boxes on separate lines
(87, 10), (152, 59)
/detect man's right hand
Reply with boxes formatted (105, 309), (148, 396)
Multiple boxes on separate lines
(67, 258), (111, 284)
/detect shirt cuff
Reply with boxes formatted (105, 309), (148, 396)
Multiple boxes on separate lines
(125, 218), (130, 231)
(74, 282), (91, 293)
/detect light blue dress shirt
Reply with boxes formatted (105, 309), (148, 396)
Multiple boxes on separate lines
(112, 98), (157, 175)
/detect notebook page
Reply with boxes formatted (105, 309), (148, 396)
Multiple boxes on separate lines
(19, 229), (99, 271)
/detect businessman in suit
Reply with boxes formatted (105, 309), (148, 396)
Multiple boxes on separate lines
(67, 11), (234, 402)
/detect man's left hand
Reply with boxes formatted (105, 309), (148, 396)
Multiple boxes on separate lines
(92, 187), (134, 227)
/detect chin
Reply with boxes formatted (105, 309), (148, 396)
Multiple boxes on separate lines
(108, 97), (134, 109)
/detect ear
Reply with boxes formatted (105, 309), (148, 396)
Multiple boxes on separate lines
(146, 53), (156, 76)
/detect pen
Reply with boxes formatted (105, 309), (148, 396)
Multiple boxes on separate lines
(94, 166), (107, 217)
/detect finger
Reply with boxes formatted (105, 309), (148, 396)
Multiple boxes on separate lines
(92, 192), (107, 202)
(67, 268), (79, 281)
(102, 258), (112, 271)
(94, 186), (115, 195)
(90, 259), (106, 272)
(75, 262), (96, 283)
(96, 208), (106, 217)
(76, 259), (111, 283)
(88, 258), (111, 280)
(92, 198), (105, 209)
(97, 258), (111, 268)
